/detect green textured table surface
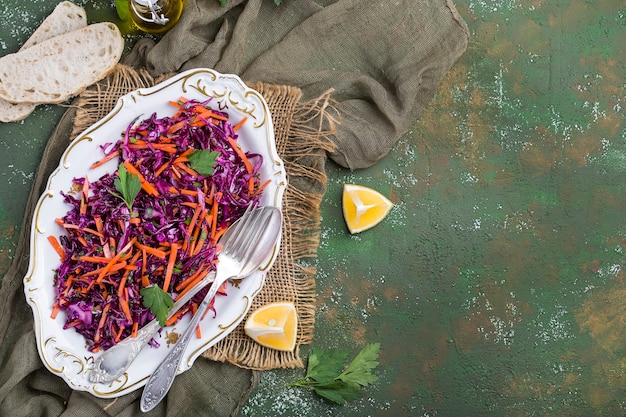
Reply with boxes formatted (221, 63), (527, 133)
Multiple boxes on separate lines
(1, 1), (625, 416)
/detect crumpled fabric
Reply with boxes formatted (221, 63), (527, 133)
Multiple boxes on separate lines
(130, 0), (469, 169)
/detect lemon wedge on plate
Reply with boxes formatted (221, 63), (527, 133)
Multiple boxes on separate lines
(244, 302), (298, 351)
(342, 184), (393, 234)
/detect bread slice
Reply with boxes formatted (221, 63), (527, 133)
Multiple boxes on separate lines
(22, 2), (87, 49)
(0, 1), (87, 122)
(0, 22), (124, 106)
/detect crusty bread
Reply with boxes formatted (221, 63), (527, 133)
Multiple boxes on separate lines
(0, 22), (124, 106)
(0, 1), (87, 122)
(22, 2), (87, 49)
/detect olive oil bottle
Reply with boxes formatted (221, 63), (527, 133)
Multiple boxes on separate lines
(129, 0), (183, 35)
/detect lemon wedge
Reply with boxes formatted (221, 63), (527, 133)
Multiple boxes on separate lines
(244, 302), (298, 351)
(342, 184), (393, 234)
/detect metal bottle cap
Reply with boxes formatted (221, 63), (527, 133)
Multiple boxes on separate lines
(131, 0), (169, 26)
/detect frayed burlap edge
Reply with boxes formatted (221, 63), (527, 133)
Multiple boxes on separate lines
(70, 64), (337, 370)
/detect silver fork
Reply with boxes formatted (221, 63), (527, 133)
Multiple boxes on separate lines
(140, 205), (282, 412)
(89, 270), (216, 383)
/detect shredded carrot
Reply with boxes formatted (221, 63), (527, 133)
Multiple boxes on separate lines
(171, 164), (182, 179)
(248, 177), (255, 196)
(90, 149), (120, 169)
(128, 142), (177, 153)
(165, 308), (184, 326)
(209, 201), (219, 241)
(227, 136), (253, 174)
(94, 216), (104, 238)
(135, 242), (168, 259)
(162, 242), (180, 292)
(173, 149), (193, 163)
(94, 303), (111, 343)
(155, 161), (170, 177)
(118, 252), (141, 298)
(188, 224), (203, 256)
(114, 325), (125, 342)
(195, 106), (229, 121)
(184, 206), (204, 250)
(189, 303), (202, 339)
(176, 162), (200, 178)
(61, 276), (75, 295)
(75, 255), (114, 264)
(211, 225), (228, 244)
(95, 237), (137, 283)
(250, 178), (272, 198)
(180, 188), (199, 197)
(61, 224), (104, 238)
(232, 116), (247, 132)
(50, 302), (61, 319)
(81, 261), (128, 279)
(168, 119), (187, 134)
(119, 293), (132, 321)
(168, 98), (185, 108)
(47, 235), (66, 261)
(123, 160), (159, 197)
(175, 265), (210, 292)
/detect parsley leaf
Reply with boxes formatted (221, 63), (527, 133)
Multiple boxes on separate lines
(140, 285), (173, 326)
(312, 381), (362, 405)
(113, 163), (142, 209)
(305, 347), (350, 384)
(188, 149), (219, 176)
(290, 343), (381, 404)
(337, 342), (380, 386)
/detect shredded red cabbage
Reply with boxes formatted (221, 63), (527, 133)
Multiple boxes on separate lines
(51, 98), (264, 352)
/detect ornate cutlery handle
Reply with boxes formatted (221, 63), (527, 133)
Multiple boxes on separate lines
(140, 271), (227, 411)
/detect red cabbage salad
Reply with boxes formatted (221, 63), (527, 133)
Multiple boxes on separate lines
(48, 97), (268, 352)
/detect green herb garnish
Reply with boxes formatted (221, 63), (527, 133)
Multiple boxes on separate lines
(290, 343), (381, 404)
(188, 149), (219, 176)
(115, 0), (131, 21)
(112, 163), (142, 209)
(140, 285), (174, 326)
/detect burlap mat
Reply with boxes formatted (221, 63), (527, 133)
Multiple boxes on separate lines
(70, 64), (337, 370)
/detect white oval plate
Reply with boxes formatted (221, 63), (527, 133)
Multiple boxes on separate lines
(23, 68), (286, 398)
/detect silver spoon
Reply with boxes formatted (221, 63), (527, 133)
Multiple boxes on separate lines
(140, 205), (282, 412)
(89, 271), (216, 383)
